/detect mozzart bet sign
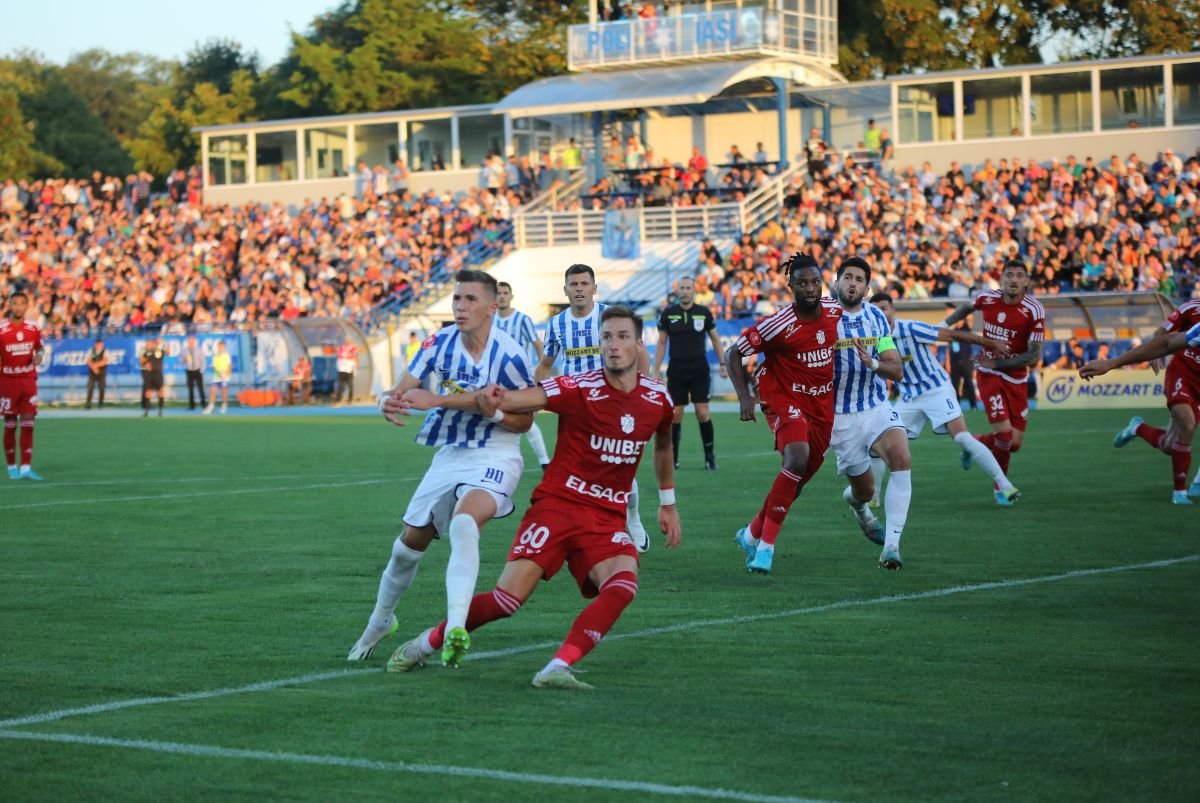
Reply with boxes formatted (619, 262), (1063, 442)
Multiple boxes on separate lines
(1041, 369), (1164, 409)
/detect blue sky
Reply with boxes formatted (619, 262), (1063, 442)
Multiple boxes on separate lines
(1, 0), (338, 66)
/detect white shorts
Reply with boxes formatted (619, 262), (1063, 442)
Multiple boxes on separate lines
(830, 404), (905, 477)
(894, 385), (963, 438)
(402, 445), (524, 536)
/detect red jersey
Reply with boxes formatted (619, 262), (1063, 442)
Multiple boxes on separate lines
(534, 369), (674, 515)
(0, 318), (43, 378)
(1163, 299), (1200, 380)
(972, 290), (1045, 383)
(734, 299), (843, 423)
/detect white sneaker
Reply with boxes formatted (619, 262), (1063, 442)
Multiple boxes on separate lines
(220, 403), (228, 415)
(346, 615), (398, 661)
(203, 405), (214, 415)
(626, 517), (650, 554)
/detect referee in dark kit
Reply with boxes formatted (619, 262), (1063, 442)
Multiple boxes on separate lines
(653, 275), (727, 470)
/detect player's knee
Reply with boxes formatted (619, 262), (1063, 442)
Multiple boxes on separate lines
(781, 450), (808, 477)
(888, 451), (912, 471)
(672, 406), (684, 424)
(599, 570), (638, 603)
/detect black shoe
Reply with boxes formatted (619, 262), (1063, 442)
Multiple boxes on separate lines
(540, 463), (550, 474)
(142, 410), (149, 417)
(673, 461), (679, 470)
(705, 456), (718, 471)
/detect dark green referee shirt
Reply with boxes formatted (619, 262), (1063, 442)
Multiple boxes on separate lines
(658, 302), (716, 363)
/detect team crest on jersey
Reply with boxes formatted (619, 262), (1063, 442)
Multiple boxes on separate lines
(748, 330), (763, 346)
(620, 414), (635, 433)
(15, 332), (23, 342)
(997, 312), (1006, 323)
(421, 334), (436, 349)
(558, 375), (577, 389)
(693, 318), (705, 332)
(816, 330), (825, 345)
(587, 387), (609, 401)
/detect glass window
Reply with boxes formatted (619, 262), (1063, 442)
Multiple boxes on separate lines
(406, 119), (451, 171)
(207, 135), (248, 186)
(1173, 61), (1200, 126)
(256, 130), (298, 183)
(962, 77), (1023, 139)
(896, 82), (954, 144)
(1030, 71), (1092, 135)
(354, 123), (399, 168)
(458, 115), (503, 169)
(1100, 66), (1165, 130)
(304, 126), (349, 179)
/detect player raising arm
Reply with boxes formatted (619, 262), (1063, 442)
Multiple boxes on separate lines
(388, 306), (680, 690)
(1080, 322), (1200, 377)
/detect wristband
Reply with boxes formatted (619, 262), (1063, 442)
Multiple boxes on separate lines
(659, 487), (676, 506)
(377, 393), (389, 413)
(870, 357), (880, 371)
(486, 409), (505, 423)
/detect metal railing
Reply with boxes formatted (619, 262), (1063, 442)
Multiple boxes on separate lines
(739, 161), (805, 233)
(607, 237), (708, 309)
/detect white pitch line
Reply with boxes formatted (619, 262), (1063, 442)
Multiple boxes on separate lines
(0, 478), (397, 511)
(0, 730), (824, 803)
(21, 472), (392, 488)
(3, 553), (1194, 731)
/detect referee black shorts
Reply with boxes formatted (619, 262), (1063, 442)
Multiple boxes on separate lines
(142, 370), (164, 391)
(667, 361), (711, 406)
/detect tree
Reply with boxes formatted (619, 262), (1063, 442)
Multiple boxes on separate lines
(61, 50), (172, 149)
(0, 89), (47, 179)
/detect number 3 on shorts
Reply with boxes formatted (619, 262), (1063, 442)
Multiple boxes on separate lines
(518, 522), (550, 551)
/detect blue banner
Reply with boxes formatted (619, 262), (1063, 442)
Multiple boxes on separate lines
(40, 334), (246, 378)
(602, 209), (640, 260)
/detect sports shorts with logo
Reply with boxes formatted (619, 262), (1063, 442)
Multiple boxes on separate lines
(893, 384), (962, 438)
(830, 403), (905, 476)
(0, 376), (38, 417)
(507, 495), (637, 598)
(975, 369), (1029, 431)
(1164, 358), (1200, 417)
(403, 445), (523, 536)
(764, 405), (831, 482)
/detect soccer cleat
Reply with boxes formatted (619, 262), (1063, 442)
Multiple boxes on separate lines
(441, 627), (471, 668)
(627, 518), (650, 554)
(203, 405), (214, 415)
(1172, 491), (1193, 506)
(994, 486), (1021, 506)
(705, 456), (718, 471)
(20, 469), (43, 481)
(1190, 480), (1200, 499)
(868, 495), (881, 509)
(220, 404), (228, 415)
(532, 666), (593, 691)
(387, 632), (432, 673)
(878, 547), (904, 570)
(7, 467), (18, 480)
(960, 449), (972, 471)
(346, 615), (398, 661)
(843, 486), (884, 545)
(1113, 415), (1143, 448)
(747, 548), (774, 575)
(734, 527), (758, 565)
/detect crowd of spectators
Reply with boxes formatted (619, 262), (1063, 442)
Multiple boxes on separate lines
(678, 146), (1200, 319)
(0, 172), (517, 335)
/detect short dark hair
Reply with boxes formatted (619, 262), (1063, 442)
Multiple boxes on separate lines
(455, 269), (498, 297)
(565, 263), (595, 283)
(600, 305), (643, 339)
(497, 281), (513, 292)
(836, 256), (872, 282)
(782, 252), (820, 276)
(8, 291), (28, 302)
(869, 292), (893, 306)
(1002, 259), (1029, 275)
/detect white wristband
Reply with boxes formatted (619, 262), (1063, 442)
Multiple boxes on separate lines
(659, 487), (676, 506)
(377, 393), (389, 413)
(869, 357), (880, 371)
(486, 409), (505, 423)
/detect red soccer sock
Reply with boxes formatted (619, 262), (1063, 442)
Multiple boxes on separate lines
(19, 420), (33, 466)
(2, 419), (15, 466)
(976, 433), (994, 450)
(1136, 423), (1167, 450)
(1171, 442), (1192, 492)
(759, 468), (804, 546)
(990, 433), (1012, 476)
(428, 587), (522, 650)
(553, 572), (638, 666)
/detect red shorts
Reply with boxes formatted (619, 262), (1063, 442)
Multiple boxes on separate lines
(508, 496), (637, 598)
(765, 406), (832, 482)
(976, 370), (1028, 431)
(0, 376), (38, 417)
(1164, 358), (1200, 417)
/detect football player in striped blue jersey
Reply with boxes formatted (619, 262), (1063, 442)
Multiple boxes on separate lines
(348, 269), (536, 666)
(869, 292), (1020, 505)
(830, 257), (911, 569)
(494, 281), (552, 471)
(536, 264), (653, 553)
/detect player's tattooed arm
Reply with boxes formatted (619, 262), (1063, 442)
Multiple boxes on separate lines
(942, 303), (974, 328)
(978, 341), (1042, 370)
(1079, 332), (1188, 379)
(936, 327), (1012, 357)
(652, 428), (682, 548)
(724, 345), (757, 422)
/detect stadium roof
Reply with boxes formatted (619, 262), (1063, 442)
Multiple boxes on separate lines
(493, 57), (844, 117)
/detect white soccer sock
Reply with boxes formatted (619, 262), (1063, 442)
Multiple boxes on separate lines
(539, 657), (570, 674)
(954, 431), (1013, 490)
(368, 536), (424, 632)
(843, 485), (868, 512)
(445, 514), (481, 632)
(524, 420), (551, 465)
(883, 470), (912, 551)
(626, 479), (642, 530)
(869, 457), (886, 500)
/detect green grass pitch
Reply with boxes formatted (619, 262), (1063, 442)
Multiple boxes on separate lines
(1, 408), (1197, 802)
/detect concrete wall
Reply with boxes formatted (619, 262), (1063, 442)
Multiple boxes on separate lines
(202, 168), (482, 207)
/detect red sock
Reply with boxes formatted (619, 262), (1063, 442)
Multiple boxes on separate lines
(19, 420), (33, 466)
(759, 468), (804, 545)
(990, 433), (1012, 476)
(976, 433), (994, 450)
(428, 587), (522, 650)
(1136, 423), (1167, 450)
(1171, 443), (1191, 492)
(2, 419), (14, 466)
(553, 572), (637, 666)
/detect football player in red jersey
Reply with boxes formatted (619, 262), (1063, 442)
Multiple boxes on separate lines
(944, 260), (1045, 502)
(724, 253), (842, 574)
(1085, 301), (1200, 504)
(388, 306), (681, 690)
(0, 291), (45, 480)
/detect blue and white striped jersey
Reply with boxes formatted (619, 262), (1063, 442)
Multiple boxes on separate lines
(492, 309), (540, 357)
(406, 324), (534, 450)
(892, 318), (950, 402)
(1188, 321), (1200, 348)
(833, 301), (894, 414)
(543, 302), (608, 376)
